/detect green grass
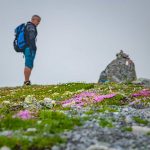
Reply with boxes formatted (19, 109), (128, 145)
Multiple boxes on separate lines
(147, 132), (150, 136)
(85, 106), (118, 115)
(0, 82), (94, 102)
(82, 116), (91, 121)
(0, 116), (36, 130)
(121, 126), (133, 132)
(38, 110), (82, 132)
(0, 136), (64, 150)
(133, 116), (149, 125)
(85, 109), (95, 115)
(99, 118), (114, 128)
(97, 106), (119, 113)
(0, 110), (82, 149)
(0, 110), (82, 132)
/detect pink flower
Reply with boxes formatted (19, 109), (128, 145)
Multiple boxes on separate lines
(15, 110), (32, 120)
(94, 96), (104, 102)
(94, 94), (116, 102)
(132, 89), (150, 97)
(62, 92), (116, 107)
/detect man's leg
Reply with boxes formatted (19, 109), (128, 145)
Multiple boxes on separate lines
(23, 47), (36, 85)
(24, 67), (32, 82)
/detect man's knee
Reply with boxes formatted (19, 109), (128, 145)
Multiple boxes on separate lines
(25, 61), (34, 69)
(25, 66), (32, 71)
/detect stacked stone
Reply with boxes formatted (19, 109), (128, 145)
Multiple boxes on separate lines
(98, 50), (137, 83)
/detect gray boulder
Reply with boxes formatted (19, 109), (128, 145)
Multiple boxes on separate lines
(98, 50), (137, 83)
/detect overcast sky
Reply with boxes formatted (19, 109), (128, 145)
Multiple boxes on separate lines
(0, 0), (150, 87)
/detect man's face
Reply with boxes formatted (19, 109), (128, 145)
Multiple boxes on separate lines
(32, 17), (41, 26)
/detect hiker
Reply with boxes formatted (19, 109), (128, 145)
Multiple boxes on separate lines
(21, 15), (41, 85)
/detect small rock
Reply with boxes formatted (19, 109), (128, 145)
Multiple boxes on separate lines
(87, 144), (115, 150)
(122, 107), (129, 112)
(132, 126), (150, 135)
(125, 116), (132, 124)
(0, 146), (11, 150)
(22, 95), (42, 110)
(72, 134), (81, 142)
(51, 145), (61, 150)
(0, 131), (13, 136)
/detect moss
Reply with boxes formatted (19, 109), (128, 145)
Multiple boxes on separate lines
(85, 110), (95, 115)
(61, 107), (71, 111)
(0, 110), (81, 149)
(94, 82), (142, 96)
(121, 126), (132, 132)
(82, 116), (91, 121)
(97, 106), (119, 113)
(0, 136), (29, 150)
(133, 116), (149, 125)
(0, 136), (65, 150)
(38, 110), (82, 131)
(85, 106), (118, 115)
(0, 106), (11, 115)
(99, 118), (114, 128)
(147, 132), (150, 136)
(0, 115), (36, 131)
(94, 94), (125, 106)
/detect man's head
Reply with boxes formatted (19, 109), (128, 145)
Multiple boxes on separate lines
(31, 15), (41, 26)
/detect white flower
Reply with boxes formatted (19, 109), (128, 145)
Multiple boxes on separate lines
(75, 89), (85, 93)
(2, 101), (10, 105)
(52, 92), (59, 97)
(43, 98), (52, 103)
(26, 128), (37, 132)
(63, 91), (73, 96)
(24, 95), (36, 104)
(37, 120), (42, 124)
(43, 98), (56, 108)
(51, 100), (56, 105)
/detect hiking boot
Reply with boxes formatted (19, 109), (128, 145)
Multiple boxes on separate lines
(23, 81), (31, 86)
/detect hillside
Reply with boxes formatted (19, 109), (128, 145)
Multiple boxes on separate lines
(0, 82), (150, 150)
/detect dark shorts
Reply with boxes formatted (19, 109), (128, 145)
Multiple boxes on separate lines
(24, 47), (36, 69)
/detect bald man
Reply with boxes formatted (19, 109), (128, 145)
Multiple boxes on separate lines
(23, 15), (41, 85)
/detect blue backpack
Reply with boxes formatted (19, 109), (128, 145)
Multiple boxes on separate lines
(13, 23), (27, 52)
